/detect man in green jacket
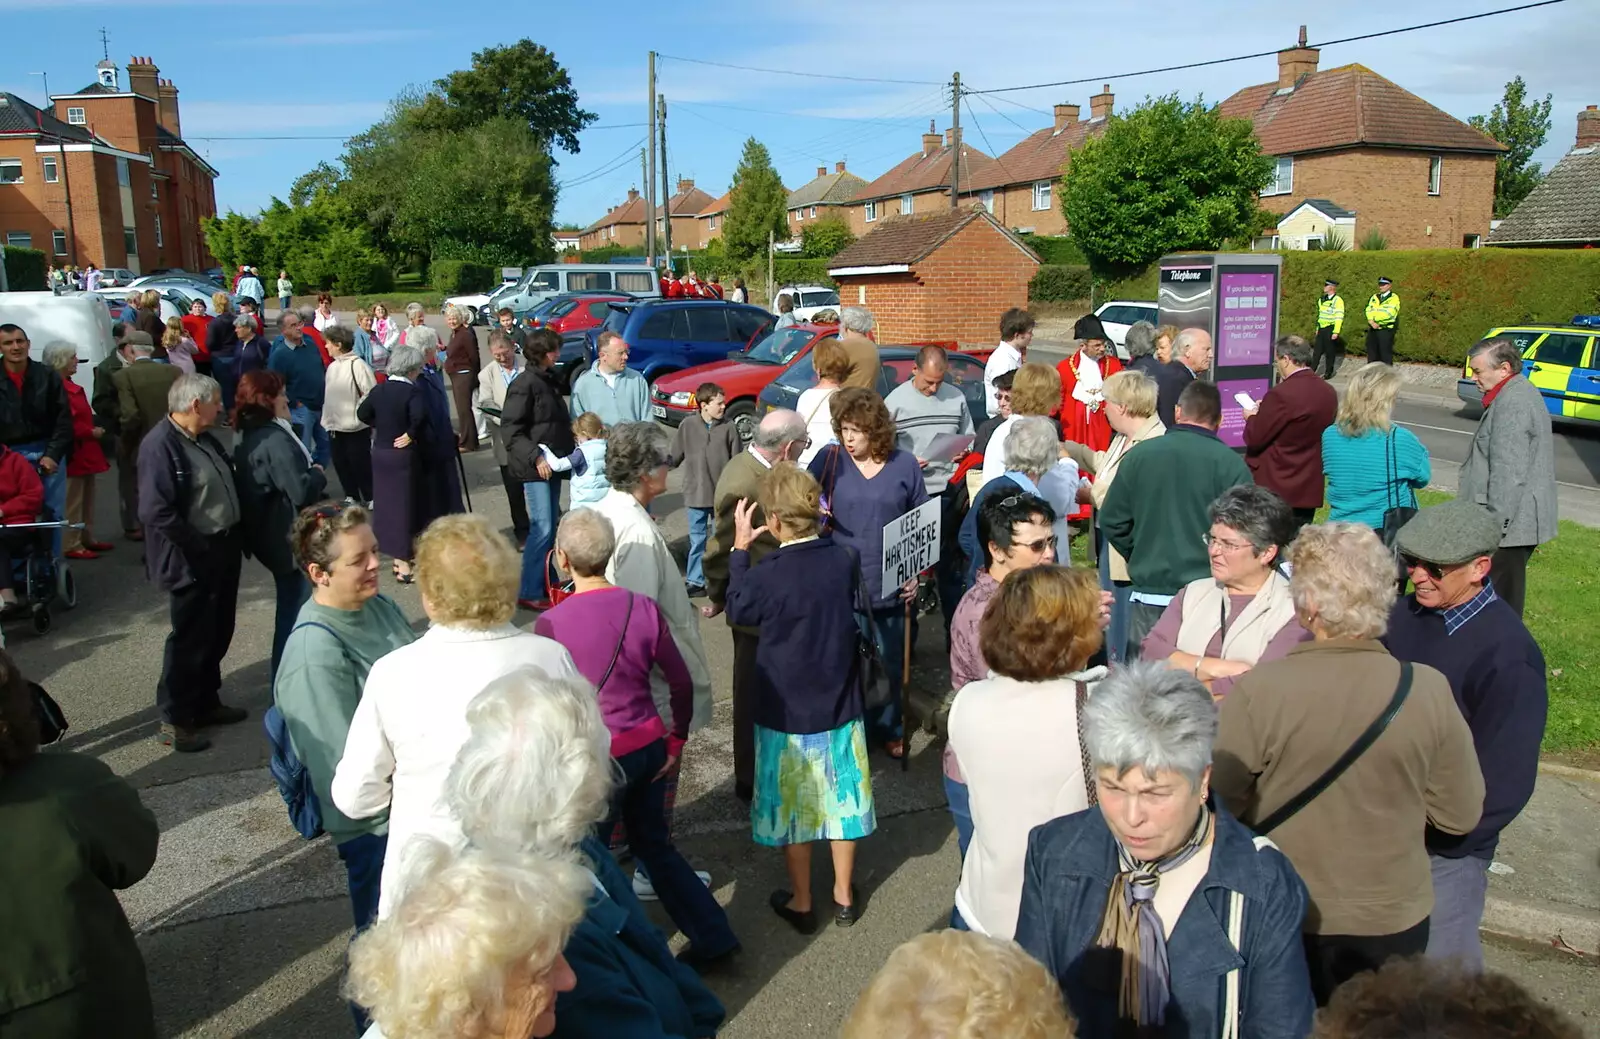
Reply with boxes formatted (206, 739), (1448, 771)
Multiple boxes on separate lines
(1101, 380), (1252, 661)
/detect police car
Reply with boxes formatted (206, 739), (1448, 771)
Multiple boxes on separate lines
(1457, 316), (1600, 428)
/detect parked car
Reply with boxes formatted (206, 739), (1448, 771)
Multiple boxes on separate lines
(98, 268), (139, 288)
(1092, 300), (1159, 359)
(773, 284), (840, 322)
(583, 299), (775, 385)
(1456, 317), (1600, 428)
(129, 279), (235, 315)
(526, 292), (634, 336)
(79, 290), (183, 324)
(757, 343), (994, 424)
(488, 263), (661, 322)
(651, 323), (839, 441)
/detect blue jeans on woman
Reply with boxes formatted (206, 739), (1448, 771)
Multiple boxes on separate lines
(1096, 525), (1132, 665)
(14, 443), (66, 558)
(869, 604), (908, 743)
(597, 739), (739, 958)
(337, 832), (387, 1033)
(518, 479), (561, 601)
(271, 570), (311, 682)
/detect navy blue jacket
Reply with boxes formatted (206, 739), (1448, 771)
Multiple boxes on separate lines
(205, 313), (238, 360)
(550, 837), (724, 1038)
(1383, 594), (1547, 860)
(267, 337), (325, 410)
(957, 471), (1040, 590)
(726, 537), (863, 734)
(136, 419), (235, 592)
(1153, 361), (1197, 430)
(1015, 803), (1314, 1039)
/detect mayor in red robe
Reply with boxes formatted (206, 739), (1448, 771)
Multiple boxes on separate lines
(1056, 313), (1123, 451)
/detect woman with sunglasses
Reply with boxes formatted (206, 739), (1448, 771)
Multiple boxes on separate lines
(1141, 484), (1310, 699)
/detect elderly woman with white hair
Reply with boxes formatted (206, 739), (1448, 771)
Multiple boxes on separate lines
(332, 514), (580, 917)
(1014, 660), (1316, 1038)
(445, 668), (727, 1036)
(399, 302), (428, 347)
(1213, 522), (1485, 1005)
(958, 416), (1063, 589)
(442, 304), (480, 452)
(347, 841), (587, 1039)
(42, 341), (112, 559)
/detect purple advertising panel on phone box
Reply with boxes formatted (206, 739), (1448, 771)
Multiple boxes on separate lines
(1216, 378), (1271, 449)
(1216, 271), (1276, 366)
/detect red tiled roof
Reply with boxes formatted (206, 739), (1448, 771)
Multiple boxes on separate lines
(856, 142), (998, 201)
(828, 205), (1040, 269)
(582, 194), (651, 234)
(657, 185), (716, 218)
(1217, 63), (1504, 156)
(699, 191), (732, 218)
(968, 118), (1103, 191)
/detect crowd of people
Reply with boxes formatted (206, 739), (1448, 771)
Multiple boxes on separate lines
(0, 288), (1576, 1038)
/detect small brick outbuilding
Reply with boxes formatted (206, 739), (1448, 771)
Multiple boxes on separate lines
(827, 206), (1040, 346)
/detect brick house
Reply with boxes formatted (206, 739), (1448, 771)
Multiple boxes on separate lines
(1218, 27), (1503, 250)
(1, 55), (217, 273)
(1487, 106), (1600, 247)
(845, 124), (996, 237)
(695, 191), (730, 248)
(827, 205), (1039, 345)
(656, 177), (715, 254)
(962, 88), (1113, 235)
(786, 161), (867, 233)
(579, 187), (649, 250)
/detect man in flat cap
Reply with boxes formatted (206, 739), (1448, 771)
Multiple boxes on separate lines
(1382, 499), (1547, 972)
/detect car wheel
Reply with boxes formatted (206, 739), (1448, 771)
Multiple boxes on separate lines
(727, 401), (758, 443)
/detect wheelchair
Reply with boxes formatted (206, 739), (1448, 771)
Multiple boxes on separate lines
(1, 517), (80, 636)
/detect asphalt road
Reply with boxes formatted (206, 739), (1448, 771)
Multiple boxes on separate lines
(1393, 397), (1600, 491)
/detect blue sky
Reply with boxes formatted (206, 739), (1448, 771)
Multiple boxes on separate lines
(1, 0), (1591, 230)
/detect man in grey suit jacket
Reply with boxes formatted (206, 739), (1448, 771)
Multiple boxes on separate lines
(1458, 338), (1558, 616)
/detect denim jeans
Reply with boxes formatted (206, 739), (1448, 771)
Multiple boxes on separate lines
(597, 739), (739, 958)
(944, 773), (973, 861)
(14, 443), (67, 558)
(1096, 526), (1132, 665)
(270, 570), (311, 682)
(337, 832), (387, 1033)
(213, 355), (237, 414)
(288, 403), (331, 467)
(685, 506), (712, 587)
(1426, 853), (1489, 972)
(518, 480), (561, 601)
(869, 604), (908, 742)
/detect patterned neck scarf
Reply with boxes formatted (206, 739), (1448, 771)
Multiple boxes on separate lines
(1095, 806), (1214, 1030)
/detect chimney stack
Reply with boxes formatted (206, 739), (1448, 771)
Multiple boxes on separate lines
(627, 187), (639, 202)
(157, 79), (180, 137)
(835, 160), (846, 173)
(922, 120), (942, 155)
(816, 165), (827, 178)
(1277, 26), (1320, 90)
(675, 176), (694, 194)
(126, 56), (159, 100)
(1053, 103), (1081, 131)
(1578, 104), (1600, 150)
(1090, 85), (1114, 121)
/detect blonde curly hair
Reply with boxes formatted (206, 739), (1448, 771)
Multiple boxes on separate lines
(1287, 522), (1398, 640)
(415, 514), (519, 630)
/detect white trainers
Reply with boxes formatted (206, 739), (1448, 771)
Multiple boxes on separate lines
(632, 868), (712, 902)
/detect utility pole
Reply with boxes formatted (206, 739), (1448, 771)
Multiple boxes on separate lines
(949, 72), (962, 210)
(659, 94), (673, 267)
(646, 51), (657, 267)
(767, 230), (775, 305)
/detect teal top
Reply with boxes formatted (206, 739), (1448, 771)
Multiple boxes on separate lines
(273, 594), (416, 842)
(1321, 425), (1431, 529)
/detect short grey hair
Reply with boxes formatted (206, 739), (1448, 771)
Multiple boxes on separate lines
(386, 343), (425, 378)
(1208, 484), (1295, 560)
(446, 304), (471, 324)
(1173, 327), (1210, 362)
(604, 422), (671, 492)
(168, 373), (220, 414)
(127, 336), (156, 358)
(233, 315), (256, 334)
(405, 302), (426, 320)
(1274, 334), (1313, 369)
(752, 409), (805, 453)
(1470, 337), (1521, 374)
(1004, 416), (1058, 477)
(556, 508), (615, 578)
(1124, 320), (1158, 360)
(40, 341), (78, 374)
(446, 668), (615, 854)
(840, 305), (874, 335)
(1082, 659), (1217, 790)
(405, 325), (440, 353)
(296, 304), (318, 325)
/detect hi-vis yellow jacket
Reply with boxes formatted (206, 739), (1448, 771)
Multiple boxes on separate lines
(1365, 291), (1401, 328)
(1316, 294), (1345, 335)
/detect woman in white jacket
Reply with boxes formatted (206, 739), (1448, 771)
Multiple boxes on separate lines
(321, 325), (377, 506)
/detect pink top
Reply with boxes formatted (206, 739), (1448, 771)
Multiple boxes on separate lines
(1140, 586), (1312, 698)
(945, 572), (1001, 783)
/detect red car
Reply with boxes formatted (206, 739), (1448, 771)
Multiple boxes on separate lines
(650, 322), (840, 440)
(529, 293), (633, 336)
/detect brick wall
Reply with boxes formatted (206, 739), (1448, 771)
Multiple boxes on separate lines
(1262, 148), (1496, 249)
(579, 222), (646, 251)
(848, 189), (964, 237)
(974, 181), (1068, 236)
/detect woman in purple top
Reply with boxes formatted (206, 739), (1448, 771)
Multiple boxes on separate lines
(534, 507), (741, 970)
(807, 388), (928, 758)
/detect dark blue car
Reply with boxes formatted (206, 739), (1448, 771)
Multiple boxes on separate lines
(583, 299), (774, 384)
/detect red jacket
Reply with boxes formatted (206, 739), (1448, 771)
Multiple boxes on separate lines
(64, 381), (110, 478)
(0, 446), (45, 523)
(1243, 367), (1340, 509)
(664, 279), (685, 299)
(181, 314), (213, 359)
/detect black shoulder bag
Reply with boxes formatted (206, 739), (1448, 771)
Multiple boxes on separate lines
(595, 592), (634, 693)
(1255, 662), (1414, 834)
(846, 548), (894, 713)
(1379, 430), (1417, 549)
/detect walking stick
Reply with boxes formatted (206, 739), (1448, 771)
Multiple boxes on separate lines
(902, 594), (913, 772)
(455, 448), (473, 513)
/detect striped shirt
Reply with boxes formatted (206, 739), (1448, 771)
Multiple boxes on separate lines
(1321, 425), (1431, 530)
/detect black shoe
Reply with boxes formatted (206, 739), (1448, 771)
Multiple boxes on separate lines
(734, 781), (753, 805)
(675, 943), (740, 974)
(685, 583), (707, 598)
(196, 704), (248, 727)
(769, 889), (818, 935)
(159, 723), (211, 753)
(834, 885), (860, 928)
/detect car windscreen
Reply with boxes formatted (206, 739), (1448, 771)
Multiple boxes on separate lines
(801, 290), (840, 307)
(744, 327), (817, 366)
(602, 305), (632, 336)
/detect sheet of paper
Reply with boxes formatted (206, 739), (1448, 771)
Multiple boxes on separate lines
(922, 433), (975, 464)
(1233, 392), (1258, 411)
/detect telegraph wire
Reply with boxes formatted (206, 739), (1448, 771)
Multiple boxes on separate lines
(657, 53), (943, 87)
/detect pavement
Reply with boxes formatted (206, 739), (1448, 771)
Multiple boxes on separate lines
(15, 314), (1597, 1037)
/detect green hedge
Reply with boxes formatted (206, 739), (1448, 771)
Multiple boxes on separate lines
(3, 246), (47, 291)
(429, 260), (495, 295)
(580, 245), (647, 263)
(1100, 249), (1600, 364)
(1020, 234), (1087, 266)
(333, 258), (395, 295)
(1029, 264), (1093, 303)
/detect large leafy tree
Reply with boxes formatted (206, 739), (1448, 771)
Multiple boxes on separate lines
(722, 139), (789, 263)
(802, 216), (856, 258)
(408, 39), (595, 152)
(1062, 95), (1272, 275)
(1470, 77), (1554, 218)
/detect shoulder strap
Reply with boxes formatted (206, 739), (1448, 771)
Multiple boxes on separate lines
(1255, 662), (1414, 835)
(596, 592), (634, 692)
(1075, 680), (1097, 807)
(290, 620), (354, 662)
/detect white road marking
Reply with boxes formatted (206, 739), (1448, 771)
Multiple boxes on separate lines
(1396, 419), (1472, 436)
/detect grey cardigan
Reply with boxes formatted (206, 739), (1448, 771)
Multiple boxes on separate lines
(668, 416), (742, 510)
(1458, 375), (1557, 548)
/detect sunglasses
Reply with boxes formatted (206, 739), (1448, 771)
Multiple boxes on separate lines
(1399, 554), (1447, 581)
(1014, 535), (1059, 554)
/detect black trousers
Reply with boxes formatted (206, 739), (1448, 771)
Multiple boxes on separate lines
(1311, 326), (1342, 379)
(1292, 506), (1319, 531)
(157, 531), (242, 727)
(1303, 917), (1429, 1007)
(731, 628), (759, 802)
(500, 464), (530, 541)
(449, 370), (479, 450)
(1366, 326), (1397, 365)
(329, 430), (374, 503)
(1489, 544), (1534, 617)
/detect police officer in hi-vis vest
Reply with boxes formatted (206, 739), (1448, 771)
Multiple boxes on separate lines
(1312, 278), (1345, 379)
(1365, 275), (1401, 365)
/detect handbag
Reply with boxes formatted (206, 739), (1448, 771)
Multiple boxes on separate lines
(849, 552), (894, 713)
(1254, 662), (1414, 834)
(1379, 430), (1417, 549)
(544, 550), (575, 606)
(818, 444), (843, 535)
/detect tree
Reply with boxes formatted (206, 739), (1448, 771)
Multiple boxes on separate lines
(1470, 77), (1554, 218)
(722, 139), (789, 264)
(802, 216), (855, 258)
(409, 39), (595, 153)
(1062, 95), (1273, 275)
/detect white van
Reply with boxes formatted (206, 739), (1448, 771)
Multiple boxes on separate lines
(486, 263), (661, 321)
(0, 292), (116, 394)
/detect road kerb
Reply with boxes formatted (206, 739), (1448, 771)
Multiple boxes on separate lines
(1538, 760), (1600, 782)
(1482, 892), (1600, 958)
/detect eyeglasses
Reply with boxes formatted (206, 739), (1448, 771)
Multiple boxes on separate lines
(1399, 554), (1447, 581)
(1201, 532), (1254, 553)
(1014, 535), (1058, 555)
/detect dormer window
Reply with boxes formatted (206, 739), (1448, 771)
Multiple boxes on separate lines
(67, 107), (85, 125)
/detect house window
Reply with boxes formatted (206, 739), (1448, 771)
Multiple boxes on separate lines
(5, 232), (30, 248)
(900, 193), (914, 215)
(979, 189), (995, 213)
(865, 201), (877, 223)
(1263, 156), (1294, 196)
(154, 213), (163, 248)
(708, 214), (717, 231)
(66, 107), (85, 125)
(42, 157), (58, 183)
(809, 206), (817, 218)
(1464, 234), (1482, 249)
(150, 178), (158, 200)
(1031, 180), (1052, 211)
(123, 227), (137, 256)
(1251, 234), (1282, 251)
(1428, 155), (1442, 195)
(52, 230), (67, 255)
(0, 159), (22, 184)
(115, 157), (130, 188)
(1306, 235), (1325, 250)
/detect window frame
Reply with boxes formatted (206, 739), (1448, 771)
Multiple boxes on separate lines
(115, 157), (130, 188)
(41, 156), (59, 183)
(52, 230), (67, 255)
(809, 206), (817, 218)
(1531, 332), (1589, 368)
(5, 231), (32, 249)
(1031, 180), (1052, 211)
(1428, 155), (1442, 196)
(154, 213), (163, 248)
(66, 107), (85, 125)
(900, 192), (914, 215)
(864, 200), (877, 223)
(979, 188), (995, 213)
(150, 177), (159, 200)
(1262, 155), (1294, 197)
(123, 227), (137, 256)
(0, 158), (23, 185)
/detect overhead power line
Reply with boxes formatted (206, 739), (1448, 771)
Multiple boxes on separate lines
(657, 52), (943, 87)
(968, 0), (1570, 95)
(558, 136), (648, 189)
(185, 122), (647, 143)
